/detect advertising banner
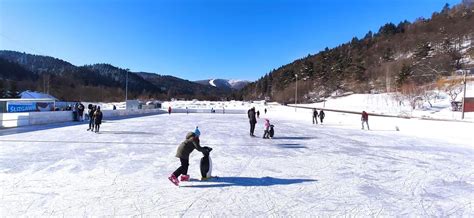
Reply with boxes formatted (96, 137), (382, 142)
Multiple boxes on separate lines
(7, 102), (37, 112)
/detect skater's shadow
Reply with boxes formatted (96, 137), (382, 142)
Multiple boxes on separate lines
(276, 143), (307, 149)
(272, 136), (317, 140)
(97, 130), (154, 135)
(182, 176), (317, 188)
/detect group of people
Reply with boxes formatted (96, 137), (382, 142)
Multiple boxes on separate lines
(247, 107), (273, 139)
(312, 109), (325, 124)
(86, 104), (103, 133)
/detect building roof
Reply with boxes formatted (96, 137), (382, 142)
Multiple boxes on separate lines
(20, 90), (57, 100)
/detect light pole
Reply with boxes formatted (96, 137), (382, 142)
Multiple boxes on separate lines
(295, 74), (298, 112)
(461, 70), (467, 119)
(125, 69), (129, 102)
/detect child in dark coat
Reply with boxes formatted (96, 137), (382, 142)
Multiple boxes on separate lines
(169, 127), (207, 186)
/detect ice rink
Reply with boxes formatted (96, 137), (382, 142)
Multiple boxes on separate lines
(0, 111), (473, 216)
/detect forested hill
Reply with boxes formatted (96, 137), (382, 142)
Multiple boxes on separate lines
(0, 51), (230, 101)
(239, 2), (474, 103)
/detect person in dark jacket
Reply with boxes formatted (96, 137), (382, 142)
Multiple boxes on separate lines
(87, 104), (96, 131)
(78, 103), (85, 121)
(94, 106), (103, 133)
(169, 127), (206, 186)
(319, 110), (325, 124)
(256, 110), (260, 119)
(247, 107), (257, 136)
(361, 111), (369, 130)
(312, 109), (318, 124)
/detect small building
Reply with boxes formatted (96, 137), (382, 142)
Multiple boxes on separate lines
(20, 90), (57, 100)
(463, 97), (474, 112)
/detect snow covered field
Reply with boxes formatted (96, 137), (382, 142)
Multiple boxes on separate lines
(0, 107), (473, 216)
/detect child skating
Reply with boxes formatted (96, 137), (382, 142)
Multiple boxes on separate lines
(263, 119), (271, 139)
(169, 127), (208, 186)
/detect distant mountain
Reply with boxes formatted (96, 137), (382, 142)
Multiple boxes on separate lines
(0, 51), (233, 101)
(195, 79), (250, 90)
(137, 73), (229, 99)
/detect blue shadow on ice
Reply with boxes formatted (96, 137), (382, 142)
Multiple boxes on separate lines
(271, 136), (317, 140)
(275, 143), (308, 149)
(0, 113), (161, 136)
(181, 176), (317, 188)
(97, 130), (154, 135)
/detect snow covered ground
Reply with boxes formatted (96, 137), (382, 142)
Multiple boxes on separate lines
(0, 106), (473, 216)
(297, 81), (474, 121)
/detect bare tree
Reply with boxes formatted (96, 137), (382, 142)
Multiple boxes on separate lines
(440, 77), (464, 102)
(400, 82), (424, 109)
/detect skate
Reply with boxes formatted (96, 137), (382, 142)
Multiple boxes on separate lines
(168, 174), (179, 186)
(180, 175), (190, 182)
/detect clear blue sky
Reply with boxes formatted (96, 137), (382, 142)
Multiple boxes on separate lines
(0, 0), (461, 81)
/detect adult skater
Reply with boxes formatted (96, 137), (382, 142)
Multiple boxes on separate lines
(168, 106), (172, 115)
(169, 127), (207, 186)
(94, 106), (103, 133)
(87, 104), (96, 131)
(78, 103), (85, 121)
(361, 111), (369, 130)
(256, 110), (260, 119)
(264, 108), (267, 114)
(247, 107), (257, 136)
(312, 109), (318, 124)
(319, 110), (325, 124)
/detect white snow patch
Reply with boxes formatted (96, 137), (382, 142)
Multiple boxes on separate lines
(209, 79), (217, 87)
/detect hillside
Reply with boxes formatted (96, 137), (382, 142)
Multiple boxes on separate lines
(0, 51), (231, 101)
(239, 3), (474, 103)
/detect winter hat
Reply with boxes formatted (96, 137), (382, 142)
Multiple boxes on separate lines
(193, 126), (200, 137)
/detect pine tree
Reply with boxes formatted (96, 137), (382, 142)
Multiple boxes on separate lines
(9, 81), (20, 98)
(0, 79), (5, 98)
(396, 64), (412, 87)
(441, 3), (450, 14)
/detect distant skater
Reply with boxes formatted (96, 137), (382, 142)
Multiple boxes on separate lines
(319, 110), (325, 124)
(87, 104), (96, 131)
(168, 106), (172, 115)
(94, 106), (103, 133)
(264, 108), (267, 114)
(78, 103), (85, 121)
(256, 110), (260, 119)
(247, 107), (257, 136)
(312, 109), (318, 124)
(361, 111), (369, 130)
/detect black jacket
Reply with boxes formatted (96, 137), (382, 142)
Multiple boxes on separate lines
(248, 108), (257, 124)
(319, 111), (325, 119)
(94, 111), (103, 124)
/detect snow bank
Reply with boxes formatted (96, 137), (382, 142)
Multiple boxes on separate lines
(0, 109), (166, 128)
